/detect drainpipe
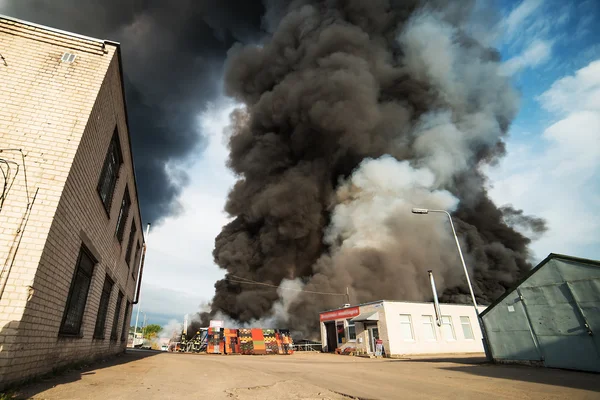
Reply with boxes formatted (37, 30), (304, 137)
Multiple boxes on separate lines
(133, 223), (150, 304)
(132, 223), (150, 348)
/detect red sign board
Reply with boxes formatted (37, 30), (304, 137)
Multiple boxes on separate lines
(320, 306), (360, 322)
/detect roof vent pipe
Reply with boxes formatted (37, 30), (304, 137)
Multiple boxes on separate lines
(428, 270), (442, 327)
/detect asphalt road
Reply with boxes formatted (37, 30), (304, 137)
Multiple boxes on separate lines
(12, 350), (600, 399)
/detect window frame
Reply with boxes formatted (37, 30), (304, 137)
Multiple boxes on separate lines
(96, 129), (123, 214)
(460, 316), (475, 340)
(115, 187), (131, 243)
(111, 291), (124, 341)
(59, 245), (97, 337)
(121, 300), (131, 342)
(346, 319), (356, 341)
(441, 315), (457, 341)
(93, 275), (114, 339)
(421, 315), (437, 341)
(399, 314), (415, 341)
(125, 220), (137, 267)
(132, 241), (141, 280)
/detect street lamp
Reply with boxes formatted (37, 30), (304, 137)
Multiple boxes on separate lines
(411, 207), (491, 359)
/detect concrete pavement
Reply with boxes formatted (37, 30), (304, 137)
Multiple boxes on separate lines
(10, 350), (600, 399)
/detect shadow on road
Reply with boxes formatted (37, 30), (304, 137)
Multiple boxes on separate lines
(389, 356), (488, 365)
(10, 349), (159, 399)
(440, 364), (600, 393)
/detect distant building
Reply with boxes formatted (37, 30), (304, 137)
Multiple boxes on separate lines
(0, 15), (144, 388)
(481, 253), (600, 372)
(320, 300), (486, 357)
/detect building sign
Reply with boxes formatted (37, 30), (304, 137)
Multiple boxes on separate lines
(210, 320), (224, 328)
(320, 306), (359, 322)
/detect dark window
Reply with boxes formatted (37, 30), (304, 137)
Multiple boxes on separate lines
(97, 130), (123, 213)
(347, 320), (356, 340)
(115, 188), (131, 242)
(59, 246), (96, 336)
(111, 291), (124, 341)
(121, 300), (131, 342)
(132, 242), (141, 280)
(94, 275), (114, 339)
(125, 221), (137, 267)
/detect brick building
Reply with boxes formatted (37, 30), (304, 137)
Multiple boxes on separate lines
(0, 15), (144, 387)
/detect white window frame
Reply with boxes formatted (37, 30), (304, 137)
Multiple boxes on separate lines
(441, 315), (456, 341)
(421, 315), (437, 341)
(345, 319), (356, 341)
(399, 314), (415, 341)
(460, 316), (475, 340)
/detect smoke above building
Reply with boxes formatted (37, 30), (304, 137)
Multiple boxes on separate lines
(201, 0), (547, 337)
(1, 0), (547, 337)
(0, 0), (267, 224)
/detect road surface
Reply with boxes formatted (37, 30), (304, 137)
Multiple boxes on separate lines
(11, 350), (600, 399)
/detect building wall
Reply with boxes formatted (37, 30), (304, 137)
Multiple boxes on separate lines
(382, 302), (485, 356)
(320, 301), (485, 357)
(0, 17), (142, 386)
(353, 302), (387, 355)
(482, 257), (600, 372)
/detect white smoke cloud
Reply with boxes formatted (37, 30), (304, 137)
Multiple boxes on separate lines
(325, 156), (458, 250)
(207, 278), (304, 330)
(158, 319), (183, 339)
(399, 12), (517, 187)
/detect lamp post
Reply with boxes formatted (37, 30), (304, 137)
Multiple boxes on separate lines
(412, 207), (491, 359)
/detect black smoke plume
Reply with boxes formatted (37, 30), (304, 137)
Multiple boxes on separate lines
(0, 0), (266, 224)
(201, 0), (546, 337)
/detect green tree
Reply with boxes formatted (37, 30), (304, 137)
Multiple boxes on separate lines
(143, 324), (162, 339)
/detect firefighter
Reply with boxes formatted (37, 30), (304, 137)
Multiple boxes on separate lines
(193, 331), (201, 353)
(180, 333), (187, 352)
(282, 333), (291, 354)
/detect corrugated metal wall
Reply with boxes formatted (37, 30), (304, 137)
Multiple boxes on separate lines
(482, 258), (600, 372)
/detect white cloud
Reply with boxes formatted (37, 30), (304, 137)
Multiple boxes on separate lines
(501, 39), (553, 75)
(503, 0), (543, 37)
(538, 60), (600, 113)
(137, 98), (238, 321)
(486, 60), (600, 261)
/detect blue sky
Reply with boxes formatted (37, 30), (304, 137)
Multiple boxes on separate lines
(134, 0), (600, 327)
(497, 0), (600, 137)
(484, 0), (600, 261)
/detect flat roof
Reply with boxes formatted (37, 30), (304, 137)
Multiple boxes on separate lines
(0, 13), (107, 44)
(0, 13), (145, 238)
(319, 299), (487, 314)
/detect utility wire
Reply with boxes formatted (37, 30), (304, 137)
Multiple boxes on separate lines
(0, 149), (30, 203)
(227, 274), (347, 297)
(0, 158), (19, 212)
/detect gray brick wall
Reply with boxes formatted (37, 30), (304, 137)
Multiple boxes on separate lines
(0, 17), (142, 387)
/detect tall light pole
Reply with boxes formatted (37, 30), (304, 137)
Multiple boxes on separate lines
(412, 207), (491, 359)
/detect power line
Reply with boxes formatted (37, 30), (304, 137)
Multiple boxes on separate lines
(0, 157), (19, 212)
(227, 275), (347, 297)
(0, 149), (30, 203)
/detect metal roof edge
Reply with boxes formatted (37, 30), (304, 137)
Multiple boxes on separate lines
(479, 253), (600, 318)
(0, 13), (106, 44)
(320, 299), (488, 315)
(547, 253), (600, 267)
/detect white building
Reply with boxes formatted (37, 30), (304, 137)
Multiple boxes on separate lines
(319, 301), (486, 357)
